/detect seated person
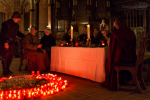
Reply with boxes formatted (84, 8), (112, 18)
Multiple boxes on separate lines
(104, 17), (136, 91)
(91, 27), (103, 45)
(40, 28), (56, 60)
(102, 25), (111, 45)
(23, 26), (50, 72)
(78, 27), (87, 44)
(62, 28), (71, 44)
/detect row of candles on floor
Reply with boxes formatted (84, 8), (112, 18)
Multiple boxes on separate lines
(0, 72), (68, 99)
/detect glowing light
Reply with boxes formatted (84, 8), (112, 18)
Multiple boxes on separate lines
(0, 73), (68, 99)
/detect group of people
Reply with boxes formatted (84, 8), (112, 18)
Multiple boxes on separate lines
(62, 17), (137, 91)
(0, 11), (56, 75)
(0, 11), (137, 92)
(62, 20), (111, 46)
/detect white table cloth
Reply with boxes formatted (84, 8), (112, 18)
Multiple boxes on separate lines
(51, 47), (109, 82)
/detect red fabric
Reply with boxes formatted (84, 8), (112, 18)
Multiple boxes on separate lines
(105, 27), (136, 91)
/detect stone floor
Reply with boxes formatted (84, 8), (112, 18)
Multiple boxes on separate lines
(0, 57), (150, 100)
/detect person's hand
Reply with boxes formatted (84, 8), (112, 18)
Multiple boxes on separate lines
(42, 49), (46, 53)
(4, 43), (9, 49)
(38, 44), (42, 48)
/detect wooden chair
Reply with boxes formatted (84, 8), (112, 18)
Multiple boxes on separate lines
(113, 33), (148, 93)
(18, 39), (28, 71)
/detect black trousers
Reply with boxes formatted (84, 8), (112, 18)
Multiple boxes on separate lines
(0, 44), (14, 72)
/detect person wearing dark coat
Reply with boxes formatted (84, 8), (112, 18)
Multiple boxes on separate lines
(0, 11), (25, 75)
(103, 17), (137, 91)
(78, 27), (88, 44)
(62, 28), (71, 44)
(40, 28), (56, 60)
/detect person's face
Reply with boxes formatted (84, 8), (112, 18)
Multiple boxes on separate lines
(105, 26), (109, 31)
(83, 28), (87, 34)
(45, 30), (51, 36)
(113, 21), (119, 29)
(102, 19), (105, 23)
(12, 18), (20, 23)
(31, 27), (37, 35)
(94, 29), (98, 34)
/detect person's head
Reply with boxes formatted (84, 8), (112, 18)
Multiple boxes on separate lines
(113, 17), (127, 29)
(102, 19), (105, 24)
(82, 27), (87, 34)
(11, 11), (21, 23)
(93, 28), (98, 35)
(30, 26), (37, 35)
(105, 25), (109, 31)
(44, 28), (51, 36)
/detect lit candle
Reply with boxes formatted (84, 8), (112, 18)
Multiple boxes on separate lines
(87, 24), (90, 39)
(32, 71), (35, 76)
(71, 26), (73, 39)
(37, 71), (40, 75)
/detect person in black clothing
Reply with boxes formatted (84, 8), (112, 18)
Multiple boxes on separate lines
(62, 28), (71, 44)
(0, 11), (25, 75)
(78, 27), (87, 44)
(40, 28), (56, 60)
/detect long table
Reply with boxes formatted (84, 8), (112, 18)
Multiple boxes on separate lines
(50, 47), (109, 82)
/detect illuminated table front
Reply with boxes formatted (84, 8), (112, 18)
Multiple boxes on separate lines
(50, 46), (109, 82)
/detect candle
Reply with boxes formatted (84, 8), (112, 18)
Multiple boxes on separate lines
(32, 71), (35, 76)
(102, 41), (105, 46)
(75, 43), (78, 47)
(87, 24), (90, 39)
(71, 26), (73, 39)
(37, 71), (40, 75)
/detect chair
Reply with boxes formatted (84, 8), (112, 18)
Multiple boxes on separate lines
(113, 33), (148, 93)
(18, 39), (28, 71)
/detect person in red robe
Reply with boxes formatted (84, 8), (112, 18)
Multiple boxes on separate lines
(104, 17), (137, 91)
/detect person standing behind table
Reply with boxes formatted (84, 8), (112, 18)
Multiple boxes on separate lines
(0, 11), (25, 75)
(78, 27), (87, 44)
(62, 28), (71, 44)
(40, 28), (56, 60)
(91, 27), (98, 45)
(103, 17), (137, 91)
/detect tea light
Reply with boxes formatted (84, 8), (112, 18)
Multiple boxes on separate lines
(32, 71), (35, 76)
(75, 43), (78, 47)
(37, 71), (40, 75)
